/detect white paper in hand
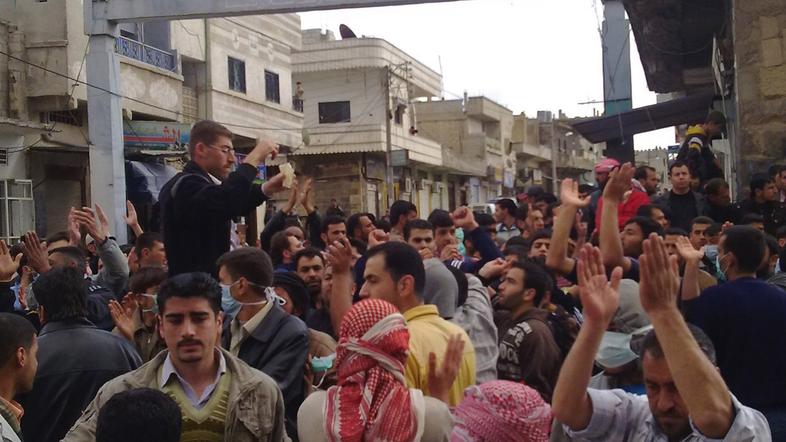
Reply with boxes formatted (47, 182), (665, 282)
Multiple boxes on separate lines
(280, 162), (295, 188)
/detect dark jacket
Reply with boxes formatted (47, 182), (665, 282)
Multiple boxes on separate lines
(159, 161), (269, 276)
(19, 319), (141, 442)
(652, 190), (709, 232)
(734, 199), (786, 236)
(446, 226), (504, 274)
(221, 304), (309, 439)
(676, 125), (724, 185)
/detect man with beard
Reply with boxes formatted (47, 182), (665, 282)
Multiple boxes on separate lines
(554, 238), (769, 441)
(495, 261), (562, 402)
(294, 248), (332, 338)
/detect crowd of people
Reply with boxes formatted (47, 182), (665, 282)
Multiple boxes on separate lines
(0, 118), (784, 441)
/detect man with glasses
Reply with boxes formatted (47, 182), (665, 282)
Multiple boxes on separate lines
(217, 247), (308, 439)
(160, 120), (287, 276)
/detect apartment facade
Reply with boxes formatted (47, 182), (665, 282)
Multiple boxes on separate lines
(415, 96), (517, 207)
(2, 0), (303, 236)
(292, 29), (448, 217)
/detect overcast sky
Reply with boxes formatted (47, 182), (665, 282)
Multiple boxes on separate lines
(300, 0), (674, 150)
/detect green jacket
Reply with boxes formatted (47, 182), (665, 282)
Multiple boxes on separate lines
(62, 348), (290, 442)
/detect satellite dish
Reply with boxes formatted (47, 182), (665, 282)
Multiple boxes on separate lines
(339, 24), (357, 39)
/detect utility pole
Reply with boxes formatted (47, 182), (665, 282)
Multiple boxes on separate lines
(550, 118), (558, 193)
(384, 66), (394, 208)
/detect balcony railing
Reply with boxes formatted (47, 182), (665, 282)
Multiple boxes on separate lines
(115, 36), (177, 72)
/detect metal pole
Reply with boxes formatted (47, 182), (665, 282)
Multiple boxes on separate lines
(551, 119), (558, 193)
(84, 6), (128, 244)
(384, 66), (394, 208)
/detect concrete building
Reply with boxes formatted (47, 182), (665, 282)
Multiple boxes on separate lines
(2, 0), (303, 236)
(415, 96), (517, 207)
(292, 29), (447, 217)
(511, 111), (600, 194)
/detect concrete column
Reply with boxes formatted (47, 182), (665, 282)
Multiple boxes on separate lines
(86, 29), (128, 244)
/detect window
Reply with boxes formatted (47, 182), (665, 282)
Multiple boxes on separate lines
(228, 57), (246, 93)
(0, 180), (34, 244)
(264, 70), (280, 104)
(318, 101), (351, 124)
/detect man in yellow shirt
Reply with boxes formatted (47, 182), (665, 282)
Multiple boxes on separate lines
(359, 241), (476, 406)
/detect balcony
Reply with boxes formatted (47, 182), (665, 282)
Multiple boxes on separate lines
(115, 36), (177, 72)
(465, 134), (502, 154)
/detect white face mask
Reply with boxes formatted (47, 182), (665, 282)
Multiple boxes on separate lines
(596, 326), (653, 369)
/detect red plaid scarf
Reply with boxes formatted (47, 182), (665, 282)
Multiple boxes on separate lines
(325, 299), (417, 442)
(450, 381), (552, 442)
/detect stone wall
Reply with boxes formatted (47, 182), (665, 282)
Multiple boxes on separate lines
(734, 1), (786, 187)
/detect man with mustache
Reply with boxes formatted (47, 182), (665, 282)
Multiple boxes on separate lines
(63, 272), (288, 442)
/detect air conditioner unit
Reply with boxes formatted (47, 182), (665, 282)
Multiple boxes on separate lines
(419, 179), (430, 191)
(404, 178), (413, 193)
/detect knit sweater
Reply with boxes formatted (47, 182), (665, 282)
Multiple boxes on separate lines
(162, 371), (232, 442)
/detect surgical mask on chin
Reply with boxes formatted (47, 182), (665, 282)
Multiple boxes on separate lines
(139, 293), (158, 314)
(714, 253), (728, 283)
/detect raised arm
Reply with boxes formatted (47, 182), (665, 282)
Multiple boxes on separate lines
(124, 201), (144, 237)
(260, 181), (299, 252)
(675, 236), (703, 303)
(599, 163), (634, 272)
(639, 234), (733, 438)
(552, 244), (622, 431)
(547, 179), (589, 275)
(74, 205), (129, 295)
(326, 237), (355, 334)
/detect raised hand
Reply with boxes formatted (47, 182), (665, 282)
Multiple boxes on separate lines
(18, 266), (33, 310)
(124, 200), (138, 228)
(451, 207), (479, 231)
(109, 298), (135, 342)
(67, 208), (82, 246)
(440, 244), (462, 261)
(300, 177), (315, 214)
(21, 232), (51, 274)
(283, 179), (300, 214)
(326, 238), (353, 274)
(560, 178), (591, 208)
(577, 244), (622, 327)
(245, 139), (279, 166)
(478, 257), (507, 280)
(639, 233), (681, 315)
(418, 247), (434, 260)
(602, 162), (634, 204)
(261, 172), (287, 197)
(675, 235), (704, 262)
(0, 240), (22, 281)
(367, 229), (389, 248)
(73, 206), (107, 243)
(95, 204), (111, 240)
(428, 334), (465, 404)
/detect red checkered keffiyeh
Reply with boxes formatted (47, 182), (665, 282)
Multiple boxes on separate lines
(450, 381), (553, 442)
(325, 299), (417, 442)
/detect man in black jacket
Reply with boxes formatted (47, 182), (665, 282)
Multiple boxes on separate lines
(217, 247), (308, 439)
(160, 120), (285, 276)
(652, 161), (709, 232)
(19, 267), (141, 442)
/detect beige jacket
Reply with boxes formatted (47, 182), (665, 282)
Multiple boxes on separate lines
(62, 348), (289, 442)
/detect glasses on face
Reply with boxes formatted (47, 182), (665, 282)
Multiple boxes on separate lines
(207, 144), (235, 155)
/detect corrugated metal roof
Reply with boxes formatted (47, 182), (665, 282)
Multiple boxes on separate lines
(290, 144), (385, 156)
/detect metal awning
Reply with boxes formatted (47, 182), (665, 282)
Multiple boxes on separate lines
(571, 92), (715, 144)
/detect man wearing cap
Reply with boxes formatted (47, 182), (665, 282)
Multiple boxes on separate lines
(676, 110), (725, 187)
(586, 158), (621, 235)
